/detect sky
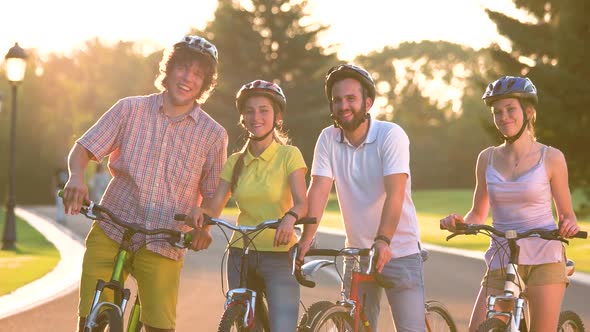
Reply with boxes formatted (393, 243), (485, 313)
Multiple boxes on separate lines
(0, 0), (529, 61)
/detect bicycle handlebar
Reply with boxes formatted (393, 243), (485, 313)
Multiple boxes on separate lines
(446, 223), (587, 243)
(79, 200), (193, 249)
(173, 214), (316, 233)
(294, 247), (395, 289)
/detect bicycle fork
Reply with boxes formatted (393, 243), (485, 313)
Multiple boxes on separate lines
(225, 288), (257, 328)
(486, 259), (526, 331)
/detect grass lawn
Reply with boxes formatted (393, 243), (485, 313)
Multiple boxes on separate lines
(0, 209), (60, 296)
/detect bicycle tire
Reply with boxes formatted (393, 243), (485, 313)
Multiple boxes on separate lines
(425, 300), (458, 332)
(476, 317), (507, 332)
(86, 308), (124, 332)
(217, 303), (266, 332)
(558, 310), (585, 332)
(298, 301), (334, 331)
(302, 302), (358, 332)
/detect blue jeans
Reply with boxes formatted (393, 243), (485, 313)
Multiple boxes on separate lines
(343, 253), (425, 332)
(227, 248), (300, 332)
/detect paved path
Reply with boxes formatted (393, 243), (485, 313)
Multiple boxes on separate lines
(1, 205), (589, 331)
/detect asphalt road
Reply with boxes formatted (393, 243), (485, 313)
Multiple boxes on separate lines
(0, 206), (588, 331)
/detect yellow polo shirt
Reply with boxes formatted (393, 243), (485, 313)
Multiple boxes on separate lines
(221, 140), (307, 252)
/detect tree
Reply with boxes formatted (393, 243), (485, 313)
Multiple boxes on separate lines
(0, 40), (157, 204)
(486, 0), (590, 213)
(190, 0), (338, 163)
(356, 41), (496, 188)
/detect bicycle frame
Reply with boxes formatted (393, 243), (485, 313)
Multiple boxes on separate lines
(446, 223), (587, 332)
(483, 231), (528, 331)
(223, 230), (263, 329)
(299, 247), (381, 332)
(345, 265), (376, 332)
(79, 200), (192, 332)
(175, 214), (315, 331)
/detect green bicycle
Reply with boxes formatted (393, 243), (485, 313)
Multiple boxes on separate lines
(66, 195), (193, 332)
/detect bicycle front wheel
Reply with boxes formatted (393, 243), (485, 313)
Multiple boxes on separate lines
(425, 300), (458, 332)
(87, 308), (124, 332)
(558, 310), (585, 332)
(300, 301), (356, 332)
(218, 303), (266, 332)
(476, 317), (507, 332)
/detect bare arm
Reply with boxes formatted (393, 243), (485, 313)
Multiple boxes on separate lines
(441, 148), (491, 229)
(62, 143), (93, 214)
(274, 168), (308, 247)
(372, 173), (407, 272)
(298, 175), (333, 258)
(546, 147), (579, 237)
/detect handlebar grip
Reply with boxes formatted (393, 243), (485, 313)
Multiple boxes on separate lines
(455, 223), (468, 231)
(574, 231), (588, 239)
(294, 268), (316, 288)
(174, 214), (187, 221)
(295, 217), (317, 225)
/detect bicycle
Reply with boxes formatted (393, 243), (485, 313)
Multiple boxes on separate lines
(174, 213), (316, 332)
(73, 198), (194, 332)
(295, 246), (458, 332)
(443, 222), (587, 332)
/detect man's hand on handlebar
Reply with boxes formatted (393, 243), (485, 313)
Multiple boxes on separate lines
(373, 241), (392, 273)
(189, 226), (212, 251)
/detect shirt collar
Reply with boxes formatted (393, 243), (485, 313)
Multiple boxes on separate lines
(338, 117), (377, 145)
(243, 140), (280, 166)
(156, 92), (202, 123)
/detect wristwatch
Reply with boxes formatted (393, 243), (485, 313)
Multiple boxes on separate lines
(374, 235), (391, 246)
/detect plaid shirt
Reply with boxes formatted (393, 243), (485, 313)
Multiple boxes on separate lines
(78, 93), (227, 260)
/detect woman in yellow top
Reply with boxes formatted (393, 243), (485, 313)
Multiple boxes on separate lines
(196, 80), (307, 331)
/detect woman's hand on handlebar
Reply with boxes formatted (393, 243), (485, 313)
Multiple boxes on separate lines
(274, 214), (296, 247)
(558, 214), (581, 239)
(440, 213), (464, 232)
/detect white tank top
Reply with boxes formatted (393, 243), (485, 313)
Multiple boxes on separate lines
(485, 145), (564, 270)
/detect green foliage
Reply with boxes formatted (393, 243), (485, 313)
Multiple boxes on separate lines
(0, 40), (159, 204)
(485, 0), (590, 215)
(356, 41), (497, 188)
(190, 0), (338, 164)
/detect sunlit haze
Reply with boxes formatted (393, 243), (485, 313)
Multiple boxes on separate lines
(1, 0), (528, 60)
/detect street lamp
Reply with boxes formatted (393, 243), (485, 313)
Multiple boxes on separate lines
(2, 43), (27, 250)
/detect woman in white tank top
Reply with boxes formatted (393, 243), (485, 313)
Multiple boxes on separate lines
(439, 76), (580, 332)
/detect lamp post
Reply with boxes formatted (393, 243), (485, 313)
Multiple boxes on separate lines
(2, 43), (27, 250)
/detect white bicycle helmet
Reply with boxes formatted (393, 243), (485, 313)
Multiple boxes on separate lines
(175, 35), (218, 63)
(236, 80), (287, 113)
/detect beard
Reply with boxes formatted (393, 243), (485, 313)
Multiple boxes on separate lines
(333, 102), (368, 131)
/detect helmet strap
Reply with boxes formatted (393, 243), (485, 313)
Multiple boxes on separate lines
(503, 100), (528, 144)
(248, 113), (277, 141)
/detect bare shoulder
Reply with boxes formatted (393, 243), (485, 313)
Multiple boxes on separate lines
(544, 145), (566, 164)
(477, 146), (495, 164)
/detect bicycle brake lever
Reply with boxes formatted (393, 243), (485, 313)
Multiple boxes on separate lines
(446, 233), (458, 241)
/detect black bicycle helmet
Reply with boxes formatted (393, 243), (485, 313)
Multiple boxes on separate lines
(174, 35), (218, 63)
(236, 80), (287, 114)
(482, 76), (538, 106)
(325, 64), (376, 102)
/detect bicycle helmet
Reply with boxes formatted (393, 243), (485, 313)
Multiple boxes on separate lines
(235, 80), (287, 114)
(325, 64), (376, 101)
(175, 35), (218, 63)
(482, 76), (538, 106)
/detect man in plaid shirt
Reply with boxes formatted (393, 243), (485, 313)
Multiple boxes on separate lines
(62, 35), (228, 332)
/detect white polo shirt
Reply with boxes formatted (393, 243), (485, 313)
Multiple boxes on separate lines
(311, 119), (421, 258)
